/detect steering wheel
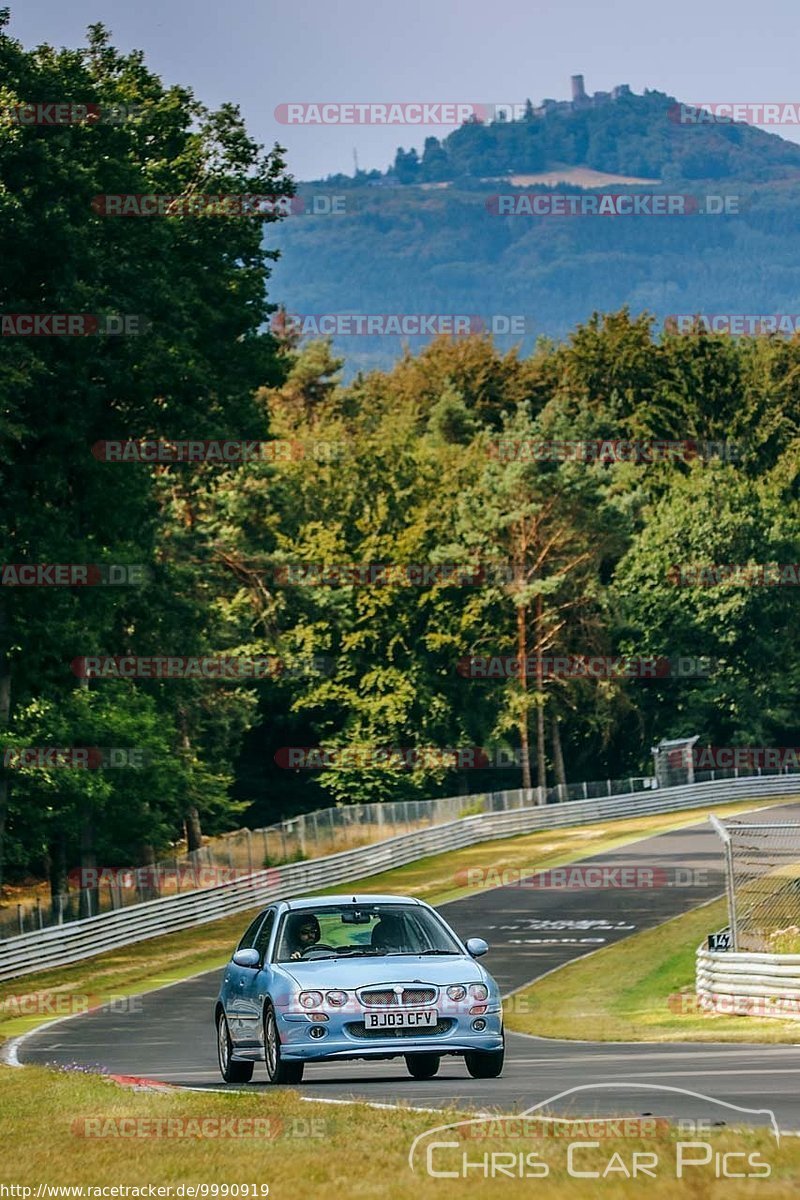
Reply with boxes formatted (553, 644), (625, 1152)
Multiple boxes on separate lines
(300, 942), (335, 956)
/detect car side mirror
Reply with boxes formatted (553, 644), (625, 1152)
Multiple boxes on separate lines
(232, 948), (261, 968)
(465, 937), (489, 957)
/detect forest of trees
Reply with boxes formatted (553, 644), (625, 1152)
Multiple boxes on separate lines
(384, 88), (800, 184)
(1, 20), (799, 901)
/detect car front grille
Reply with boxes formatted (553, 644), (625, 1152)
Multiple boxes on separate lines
(359, 987), (437, 1008)
(345, 1019), (455, 1039)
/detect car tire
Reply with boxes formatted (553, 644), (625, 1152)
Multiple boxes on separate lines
(464, 1044), (505, 1079)
(263, 1002), (305, 1085)
(404, 1053), (441, 1080)
(216, 1010), (254, 1084)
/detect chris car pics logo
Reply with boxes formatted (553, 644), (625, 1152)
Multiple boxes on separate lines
(408, 1084), (777, 1180)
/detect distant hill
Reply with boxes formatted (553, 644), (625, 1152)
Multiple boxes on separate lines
(267, 81), (800, 373)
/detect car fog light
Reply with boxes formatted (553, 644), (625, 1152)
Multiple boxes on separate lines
(471, 1018), (487, 1031)
(309, 1026), (326, 1039)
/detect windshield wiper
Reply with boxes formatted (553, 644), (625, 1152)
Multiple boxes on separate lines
(390, 949), (460, 956)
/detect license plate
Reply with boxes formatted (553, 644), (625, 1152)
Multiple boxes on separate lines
(364, 1009), (438, 1030)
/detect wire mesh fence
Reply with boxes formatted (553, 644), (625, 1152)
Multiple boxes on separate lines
(4, 763), (792, 942)
(712, 818), (800, 952)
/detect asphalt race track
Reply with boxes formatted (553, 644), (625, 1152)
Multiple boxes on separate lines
(15, 800), (800, 1130)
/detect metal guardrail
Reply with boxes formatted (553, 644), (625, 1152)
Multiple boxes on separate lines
(1, 772), (798, 982)
(3, 776), (656, 939)
(697, 937), (800, 1019)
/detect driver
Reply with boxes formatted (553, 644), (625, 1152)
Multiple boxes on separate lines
(287, 913), (321, 960)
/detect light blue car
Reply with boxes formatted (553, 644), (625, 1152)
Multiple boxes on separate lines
(214, 893), (504, 1084)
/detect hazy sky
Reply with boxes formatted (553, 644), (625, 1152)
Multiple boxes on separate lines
(11, 1), (800, 180)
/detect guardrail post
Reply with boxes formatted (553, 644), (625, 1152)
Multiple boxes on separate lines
(17, 904), (22, 935)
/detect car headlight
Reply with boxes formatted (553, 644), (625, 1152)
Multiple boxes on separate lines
(446, 985), (467, 1001)
(469, 984), (488, 1001)
(299, 990), (323, 1009)
(325, 990), (347, 1007)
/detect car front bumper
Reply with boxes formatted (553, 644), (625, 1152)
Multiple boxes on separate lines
(277, 1006), (504, 1061)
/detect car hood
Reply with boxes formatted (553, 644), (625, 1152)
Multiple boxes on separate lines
(279, 953), (486, 991)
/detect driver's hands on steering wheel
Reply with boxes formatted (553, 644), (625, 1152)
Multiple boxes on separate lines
(292, 942), (334, 958)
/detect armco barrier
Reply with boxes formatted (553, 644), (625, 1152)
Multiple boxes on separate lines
(1, 773), (798, 982)
(697, 939), (800, 1019)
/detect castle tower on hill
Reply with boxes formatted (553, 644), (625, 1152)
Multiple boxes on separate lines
(571, 74), (587, 103)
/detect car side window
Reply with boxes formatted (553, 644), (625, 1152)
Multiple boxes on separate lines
(237, 912), (267, 952)
(253, 910), (276, 962)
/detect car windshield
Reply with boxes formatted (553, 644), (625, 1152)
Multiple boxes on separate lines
(273, 903), (462, 961)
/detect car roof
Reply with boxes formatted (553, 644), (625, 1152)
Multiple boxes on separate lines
(280, 894), (423, 910)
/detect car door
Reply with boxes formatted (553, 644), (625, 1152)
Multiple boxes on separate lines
(237, 908), (276, 1048)
(225, 911), (268, 1041)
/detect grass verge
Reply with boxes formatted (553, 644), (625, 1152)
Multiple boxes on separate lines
(0, 795), (791, 1046)
(0, 1064), (798, 1198)
(504, 896), (800, 1044)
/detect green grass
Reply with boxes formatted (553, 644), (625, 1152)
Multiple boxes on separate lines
(0, 794), (789, 1046)
(1, 1063), (799, 1198)
(3, 794), (800, 1195)
(504, 897), (800, 1043)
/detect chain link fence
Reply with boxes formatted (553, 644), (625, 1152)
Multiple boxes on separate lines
(711, 816), (800, 951)
(0, 775), (660, 940)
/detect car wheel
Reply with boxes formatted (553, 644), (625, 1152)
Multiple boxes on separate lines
(404, 1053), (440, 1080)
(216, 1010), (254, 1084)
(464, 1045), (505, 1079)
(263, 1002), (305, 1085)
